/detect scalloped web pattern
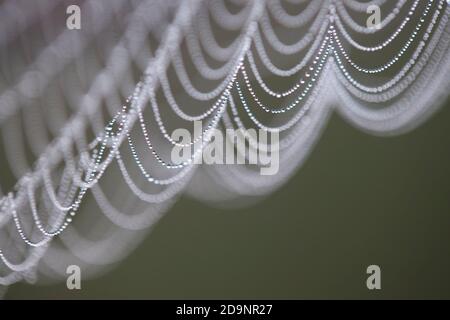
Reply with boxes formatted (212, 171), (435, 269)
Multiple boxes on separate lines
(0, 0), (449, 292)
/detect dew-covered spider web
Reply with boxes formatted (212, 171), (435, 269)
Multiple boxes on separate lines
(0, 0), (449, 293)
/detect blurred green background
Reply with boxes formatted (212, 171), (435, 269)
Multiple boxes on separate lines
(6, 98), (450, 299)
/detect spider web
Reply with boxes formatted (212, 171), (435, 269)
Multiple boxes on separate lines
(0, 0), (449, 292)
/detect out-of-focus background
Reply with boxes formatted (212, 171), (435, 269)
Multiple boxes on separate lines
(7, 99), (450, 299)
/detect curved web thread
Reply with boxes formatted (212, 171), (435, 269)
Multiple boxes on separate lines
(0, 0), (449, 292)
